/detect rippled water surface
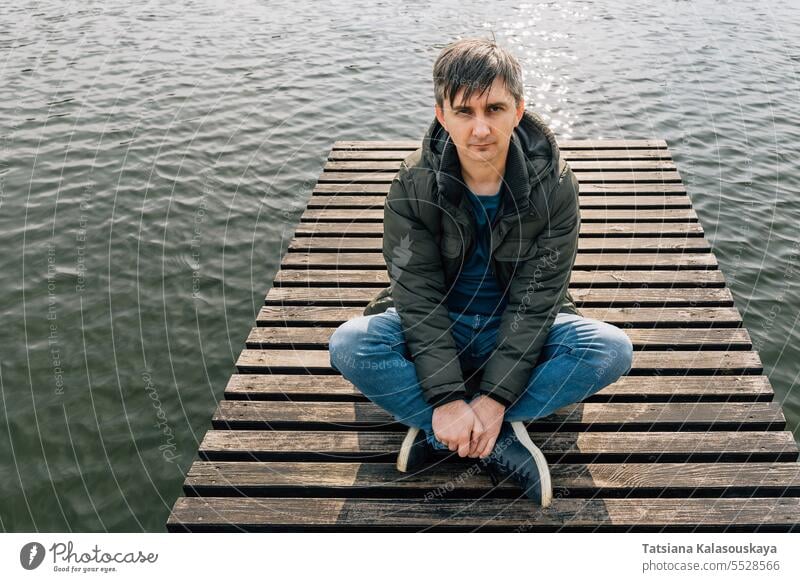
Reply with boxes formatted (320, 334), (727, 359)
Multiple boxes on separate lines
(1, 0), (799, 531)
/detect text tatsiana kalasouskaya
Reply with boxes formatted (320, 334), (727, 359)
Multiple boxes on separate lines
(643, 543), (777, 557)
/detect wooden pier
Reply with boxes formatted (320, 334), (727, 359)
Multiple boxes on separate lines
(167, 139), (800, 532)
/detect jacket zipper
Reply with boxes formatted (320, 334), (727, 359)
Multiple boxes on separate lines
(489, 193), (506, 283)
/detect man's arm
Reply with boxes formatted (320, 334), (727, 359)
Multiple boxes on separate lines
(476, 163), (581, 407)
(382, 171), (467, 407)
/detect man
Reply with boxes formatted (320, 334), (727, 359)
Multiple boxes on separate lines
(329, 38), (633, 507)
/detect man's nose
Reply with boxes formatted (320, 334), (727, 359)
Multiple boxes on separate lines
(472, 117), (491, 138)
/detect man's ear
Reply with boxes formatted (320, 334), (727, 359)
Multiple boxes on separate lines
(435, 103), (447, 131)
(515, 97), (525, 126)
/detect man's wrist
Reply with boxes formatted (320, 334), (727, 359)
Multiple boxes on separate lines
(475, 390), (512, 409)
(428, 390), (468, 409)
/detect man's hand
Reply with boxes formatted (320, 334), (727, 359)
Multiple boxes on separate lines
(432, 400), (484, 458)
(467, 395), (506, 458)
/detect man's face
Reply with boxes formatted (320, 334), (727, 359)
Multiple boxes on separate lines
(435, 76), (525, 168)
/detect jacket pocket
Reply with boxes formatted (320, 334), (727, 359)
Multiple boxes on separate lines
(494, 238), (538, 262)
(440, 234), (464, 259)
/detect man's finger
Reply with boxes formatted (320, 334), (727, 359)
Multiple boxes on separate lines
(472, 435), (488, 458)
(467, 435), (481, 457)
(480, 435), (497, 459)
(457, 436), (471, 458)
(472, 435), (485, 458)
(441, 436), (450, 450)
(472, 428), (489, 453)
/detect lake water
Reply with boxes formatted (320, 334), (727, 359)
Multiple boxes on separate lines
(1, 0), (799, 531)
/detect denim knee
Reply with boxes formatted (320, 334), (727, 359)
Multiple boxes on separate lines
(569, 322), (633, 383)
(328, 319), (362, 374)
(599, 324), (634, 380)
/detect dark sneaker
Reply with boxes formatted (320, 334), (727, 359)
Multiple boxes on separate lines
(396, 426), (434, 473)
(481, 421), (552, 507)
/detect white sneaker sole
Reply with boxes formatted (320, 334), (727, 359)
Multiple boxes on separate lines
(396, 426), (421, 473)
(510, 421), (553, 508)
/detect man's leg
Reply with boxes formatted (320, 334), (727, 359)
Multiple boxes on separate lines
(328, 307), (459, 449)
(501, 312), (634, 423)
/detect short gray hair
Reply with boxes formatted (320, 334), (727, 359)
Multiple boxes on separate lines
(433, 38), (524, 109)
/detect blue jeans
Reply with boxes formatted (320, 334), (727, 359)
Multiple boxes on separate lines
(328, 307), (633, 450)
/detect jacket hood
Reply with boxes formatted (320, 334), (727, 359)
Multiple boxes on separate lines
(420, 109), (562, 217)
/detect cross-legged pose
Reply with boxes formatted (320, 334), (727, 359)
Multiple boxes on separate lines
(329, 38), (633, 507)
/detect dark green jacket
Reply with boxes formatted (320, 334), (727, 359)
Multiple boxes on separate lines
(363, 109), (581, 408)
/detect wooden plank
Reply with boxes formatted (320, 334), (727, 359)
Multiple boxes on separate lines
(225, 374), (773, 402)
(301, 208), (697, 222)
(332, 139), (669, 150)
(313, 182), (688, 195)
(274, 268), (727, 287)
(317, 171), (682, 184)
(328, 149), (674, 161)
(323, 160), (678, 172)
(256, 306), (742, 327)
(308, 195), (692, 209)
(197, 430), (799, 464)
(618, 328), (752, 349)
(235, 349), (761, 375)
(264, 286), (733, 307)
(281, 252), (717, 269)
(288, 236), (711, 252)
(183, 460), (800, 498)
(167, 496), (800, 531)
(294, 221), (704, 236)
(275, 269), (390, 285)
(211, 400), (782, 431)
(245, 326), (751, 351)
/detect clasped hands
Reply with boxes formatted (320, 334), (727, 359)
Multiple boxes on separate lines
(431, 395), (506, 459)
